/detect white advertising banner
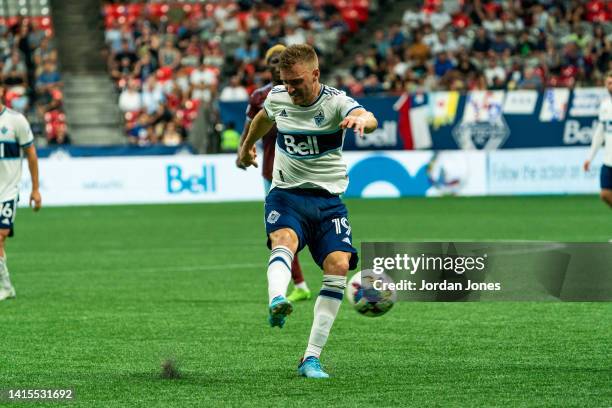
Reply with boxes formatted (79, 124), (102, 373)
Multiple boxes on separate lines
(19, 155), (266, 206)
(17, 147), (599, 207)
(18, 151), (488, 206)
(487, 147), (601, 195)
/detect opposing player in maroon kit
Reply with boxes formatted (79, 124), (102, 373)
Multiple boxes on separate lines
(236, 44), (311, 302)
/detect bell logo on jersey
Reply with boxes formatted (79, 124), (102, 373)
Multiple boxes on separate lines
(283, 134), (320, 156)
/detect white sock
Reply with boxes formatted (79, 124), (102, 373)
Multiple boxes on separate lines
(0, 255), (12, 289)
(295, 281), (309, 291)
(267, 246), (293, 304)
(304, 275), (346, 359)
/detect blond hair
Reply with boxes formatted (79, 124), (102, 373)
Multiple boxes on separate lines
(279, 44), (318, 70)
(265, 44), (286, 63)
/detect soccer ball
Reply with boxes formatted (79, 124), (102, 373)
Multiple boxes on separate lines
(346, 270), (396, 317)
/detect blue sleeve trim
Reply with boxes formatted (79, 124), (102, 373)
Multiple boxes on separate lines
(20, 141), (34, 148)
(344, 105), (364, 118)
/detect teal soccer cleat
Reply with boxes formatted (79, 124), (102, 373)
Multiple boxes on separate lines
(298, 356), (329, 379)
(268, 296), (293, 328)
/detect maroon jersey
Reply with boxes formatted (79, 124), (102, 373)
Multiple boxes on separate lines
(246, 83), (276, 181)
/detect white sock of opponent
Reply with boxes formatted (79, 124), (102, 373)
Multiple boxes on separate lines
(267, 246), (293, 304)
(304, 275), (347, 359)
(0, 255), (12, 289)
(295, 281), (309, 290)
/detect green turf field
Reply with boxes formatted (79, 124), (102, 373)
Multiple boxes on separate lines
(1, 196), (610, 407)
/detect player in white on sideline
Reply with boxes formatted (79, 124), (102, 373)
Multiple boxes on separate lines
(583, 70), (612, 208)
(0, 85), (42, 300)
(239, 44), (378, 378)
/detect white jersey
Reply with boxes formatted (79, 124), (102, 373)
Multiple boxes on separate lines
(0, 107), (34, 202)
(263, 84), (362, 194)
(588, 95), (612, 166)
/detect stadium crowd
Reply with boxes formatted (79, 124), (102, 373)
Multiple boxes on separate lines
(338, 0), (612, 96)
(0, 16), (68, 144)
(103, 0), (368, 145)
(102, 0), (611, 146)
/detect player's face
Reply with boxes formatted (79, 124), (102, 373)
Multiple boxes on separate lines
(606, 76), (612, 96)
(280, 62), (320, 106)
(267, 53), (282, 85)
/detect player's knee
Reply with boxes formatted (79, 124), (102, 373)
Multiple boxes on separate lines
(0, 231), (7, 249)
(601, 190), (612, 207)
(269, 228), (298, 253)
(324, 255), (350, 276)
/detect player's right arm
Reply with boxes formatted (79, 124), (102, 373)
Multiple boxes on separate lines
(584, 108), (605, 172)
(24, 144), (41, 211)
(239, 110), (274, 168)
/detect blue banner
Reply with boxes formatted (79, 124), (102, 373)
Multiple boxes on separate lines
(36, 144), (194, 158)
(219, 88), (606, 151)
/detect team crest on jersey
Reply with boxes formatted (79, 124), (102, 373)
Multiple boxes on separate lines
(279, 109), (288, 118)
(313, 110), (325, 127)
(267, 210), (281, 224)
(0, 126), (8, 135)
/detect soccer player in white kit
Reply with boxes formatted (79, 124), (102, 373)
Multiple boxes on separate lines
(584, 71), (612, 208)
(0, 86), (42, 300)
(239, 44), (378, 378)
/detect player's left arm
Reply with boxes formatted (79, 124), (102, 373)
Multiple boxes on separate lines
(239, 109), (275, 168)
(584, 113), (605, 172)
(23, 145), (41, 211)
(340, 108), (378, 138)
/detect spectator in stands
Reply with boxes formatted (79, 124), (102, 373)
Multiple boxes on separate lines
(161, 120), (184, 147)
(114, 39), (138, 71)
(491, 32), (512, 55)
(133, 52), (157, 82)
(2, 51), (28, 87)
(158, 38), (181, 70)
(219, 75), (248, 102)
(472, 27), (492, 55)
(36, 85), (62, 117)
(373, 30), (391, 60)
(517, 66), (544, 90)
(484, 57), (507, 87)
(220, 121), (240, 152)
(118, 78), (142, 112)
(407, 30), (430, 66)
(48, 123), (71, 145)
(127, 113), (154, 146)
(433, 51), (454, 78)
(36, 60), (62, 94)
(33, 36), (58, 67)
(350, 53), (373, 83)
(141, 76), (165, 115)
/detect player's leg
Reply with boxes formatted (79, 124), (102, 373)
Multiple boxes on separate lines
(267, 227), (299, 302)
(0, 229), (15, 300)
(601, 189), (612, 208)
(264, 188), (308, 328)
(266, 228), (299, 328)
(287, 254), (311, 302)
(600, 165), (612, 208)
(298, 251), (351, 379)
(299, 196), (358, 378)
(0, 198), (17, 301)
